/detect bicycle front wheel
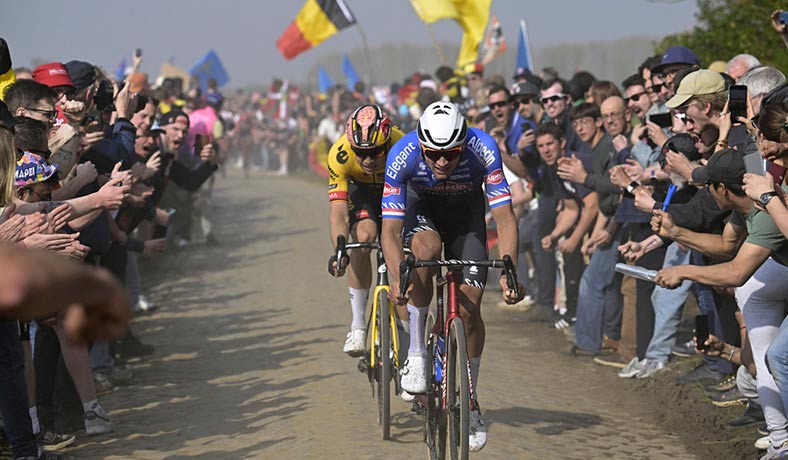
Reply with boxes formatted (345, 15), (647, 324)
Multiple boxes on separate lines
(446, 318), (469, 460)
(425, 311), (446, 460)
(377, 289), (392, 440)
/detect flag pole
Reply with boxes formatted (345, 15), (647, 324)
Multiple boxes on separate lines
(353, 22), (376, 85)
(521, 18), (535, 71)
(424, 23), (447, 65)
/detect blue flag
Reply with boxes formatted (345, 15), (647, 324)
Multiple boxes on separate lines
(189, 50), (229, 93)
(516, 19), (534, 72)
(342, 54), (360, 91)
(114, 57), (127, 82)
(318, 67), (333, 94)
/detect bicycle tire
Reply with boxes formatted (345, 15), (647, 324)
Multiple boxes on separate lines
(446, 318), (469, 460)
(378, 289), (392, 440)
(425, 311), (446, 460)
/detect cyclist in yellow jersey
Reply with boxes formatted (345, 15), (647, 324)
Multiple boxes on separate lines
(328, 104), (405, 356)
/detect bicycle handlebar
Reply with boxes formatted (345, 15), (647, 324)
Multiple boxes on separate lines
(329, 236), (383, 276)
(398, 254), (520, 300)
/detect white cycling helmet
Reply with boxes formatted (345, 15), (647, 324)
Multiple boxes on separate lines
(416, 101), (467, 150)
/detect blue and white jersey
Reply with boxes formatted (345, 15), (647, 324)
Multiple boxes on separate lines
(382, 127), (511, 219)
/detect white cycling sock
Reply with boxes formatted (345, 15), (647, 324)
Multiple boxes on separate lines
(470, 356), (481, 400)
(29, 406), (39, 434)
(349, 288), (369, 331)
(397, 318), (410, 364)
(407, 304), (428, 355)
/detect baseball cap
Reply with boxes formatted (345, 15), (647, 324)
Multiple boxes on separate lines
(509, 81), (540, 101)
(64, 61), (95, 90)
(32, 63), (74, 89)
(158, 109), (189, 127)
(651, 46), (700, 74)
(690, 148), (744, 185)
(15, 151), (59, 187)
(666, 69), (726, 109)
(150, 120), (165, 133)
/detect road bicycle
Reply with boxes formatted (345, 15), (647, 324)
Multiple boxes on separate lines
(399, 255), (518, 460)
(332, 235), (401, 440)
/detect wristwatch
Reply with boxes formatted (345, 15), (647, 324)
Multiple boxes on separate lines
(759, 191), (779, 207)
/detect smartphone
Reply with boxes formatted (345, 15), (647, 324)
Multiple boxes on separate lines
(780, 11), (788, 25)
(166, 208), (176, 216)
(135, 48), (143, 58)
(695, 314), (709, 351)
(648, 112), (673, 129)
(728, 85), (748, 121)
(744, 151), (766, 176)
(194, 134), (208, 153)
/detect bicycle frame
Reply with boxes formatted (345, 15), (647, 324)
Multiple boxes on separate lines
(369, 249), (400, 371)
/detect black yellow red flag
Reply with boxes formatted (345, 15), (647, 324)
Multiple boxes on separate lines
(277, 0), (356, 60)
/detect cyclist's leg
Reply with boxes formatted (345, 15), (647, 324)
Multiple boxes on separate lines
(400, 200), (441, 393)
(342, 187), (379, 355)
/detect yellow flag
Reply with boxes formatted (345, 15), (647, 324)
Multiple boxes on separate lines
(454, 0), (492, 68)
(410, 0), (458, 24)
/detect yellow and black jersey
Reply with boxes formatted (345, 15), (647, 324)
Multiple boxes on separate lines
(327, 126), (405, 202)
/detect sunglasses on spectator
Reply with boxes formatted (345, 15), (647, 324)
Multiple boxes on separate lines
(354, 146), (386, 160)
(624, 92), (646, 104)
(540, 94), (566, 104)
(422, 145), (463, 162)
(647, 84), (664, 94)
(54, 87), (76, 100)
(25, 107), (58, 122)
(515, 97), (533, 105)
(24, 187), (52, 202)
(488, 101), (509, 110)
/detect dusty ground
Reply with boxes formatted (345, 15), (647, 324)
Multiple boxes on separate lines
(54, 168), (760, 460)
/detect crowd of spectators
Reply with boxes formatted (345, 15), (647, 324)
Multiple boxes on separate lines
(5, 7), (788, 460)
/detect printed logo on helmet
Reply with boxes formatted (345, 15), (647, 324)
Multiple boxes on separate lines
(382, 183), (401, 197)
(486, 169), (504, 185)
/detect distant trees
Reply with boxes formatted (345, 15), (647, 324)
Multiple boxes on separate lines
(657, 0), (788, 71)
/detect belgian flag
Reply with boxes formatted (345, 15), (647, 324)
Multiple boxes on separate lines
(277, 0), (356, 60)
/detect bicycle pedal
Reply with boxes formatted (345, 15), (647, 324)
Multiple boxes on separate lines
(411, 401), (425, 415)
(436, 276), (447, 287)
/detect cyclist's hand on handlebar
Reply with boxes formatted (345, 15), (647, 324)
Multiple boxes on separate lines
(388, 280), (409, 305)
(327, 255), (349, 277)
(499, 276), (525, 304)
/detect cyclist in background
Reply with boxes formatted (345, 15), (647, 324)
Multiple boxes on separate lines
(327, 105), (406, 356)
(381, 101), (523, 452)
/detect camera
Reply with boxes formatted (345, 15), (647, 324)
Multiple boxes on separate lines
(94, 80), (125, 112)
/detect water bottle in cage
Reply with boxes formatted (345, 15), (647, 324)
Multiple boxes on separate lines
(435, 336), (445, 383)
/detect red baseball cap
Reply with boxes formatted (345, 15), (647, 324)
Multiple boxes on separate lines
(32, 62), (74, 89)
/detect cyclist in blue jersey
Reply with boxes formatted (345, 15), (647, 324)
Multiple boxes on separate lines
(381, 101), (523, 452)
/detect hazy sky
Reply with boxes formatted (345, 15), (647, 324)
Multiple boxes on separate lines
(2, 0), (697, 87)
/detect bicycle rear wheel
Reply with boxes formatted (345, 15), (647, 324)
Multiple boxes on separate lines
(446, 318), (469, 460)
(425, 311), (446, 460)
(377, 289), (392, 440)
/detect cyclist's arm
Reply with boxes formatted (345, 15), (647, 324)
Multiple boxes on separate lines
(328, 201), (349, 245)
(381, 218), (405, 287)
(490, 202), (518, 267)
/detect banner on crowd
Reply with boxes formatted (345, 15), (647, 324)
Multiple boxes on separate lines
(318, 66), (333, 94)
(342, 54), (360, 90)
(516, 19), (534, 72)
(409, 0), (492, 69)
(277, 0), (357, 60)
(480, 15), (506, 66)
(189, 50), (229, 93)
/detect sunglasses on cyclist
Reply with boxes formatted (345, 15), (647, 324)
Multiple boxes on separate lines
(353, 146), (386, 160)
(488, 101), (509, 110)
(540, 94), (566, 105)
(422, 146), (463, 162)
(624, 92), (646, 104)
(25, 107), (58, 122)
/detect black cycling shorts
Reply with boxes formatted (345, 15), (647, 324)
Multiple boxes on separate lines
(402, 194), (488, 289)
(348, 183), (382, 230)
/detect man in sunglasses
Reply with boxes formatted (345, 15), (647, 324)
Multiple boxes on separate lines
(539, 78), (588, 155)
(381, 101), (523, 452)
(486, 84), (537, 159)
(4, 79), (58, 128)
(326, 104), (406, 357)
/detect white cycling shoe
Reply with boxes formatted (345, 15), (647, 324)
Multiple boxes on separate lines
(400, 353), (428, 394)
(469, 407), (487, 452)
(343, 329), (365, 357)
